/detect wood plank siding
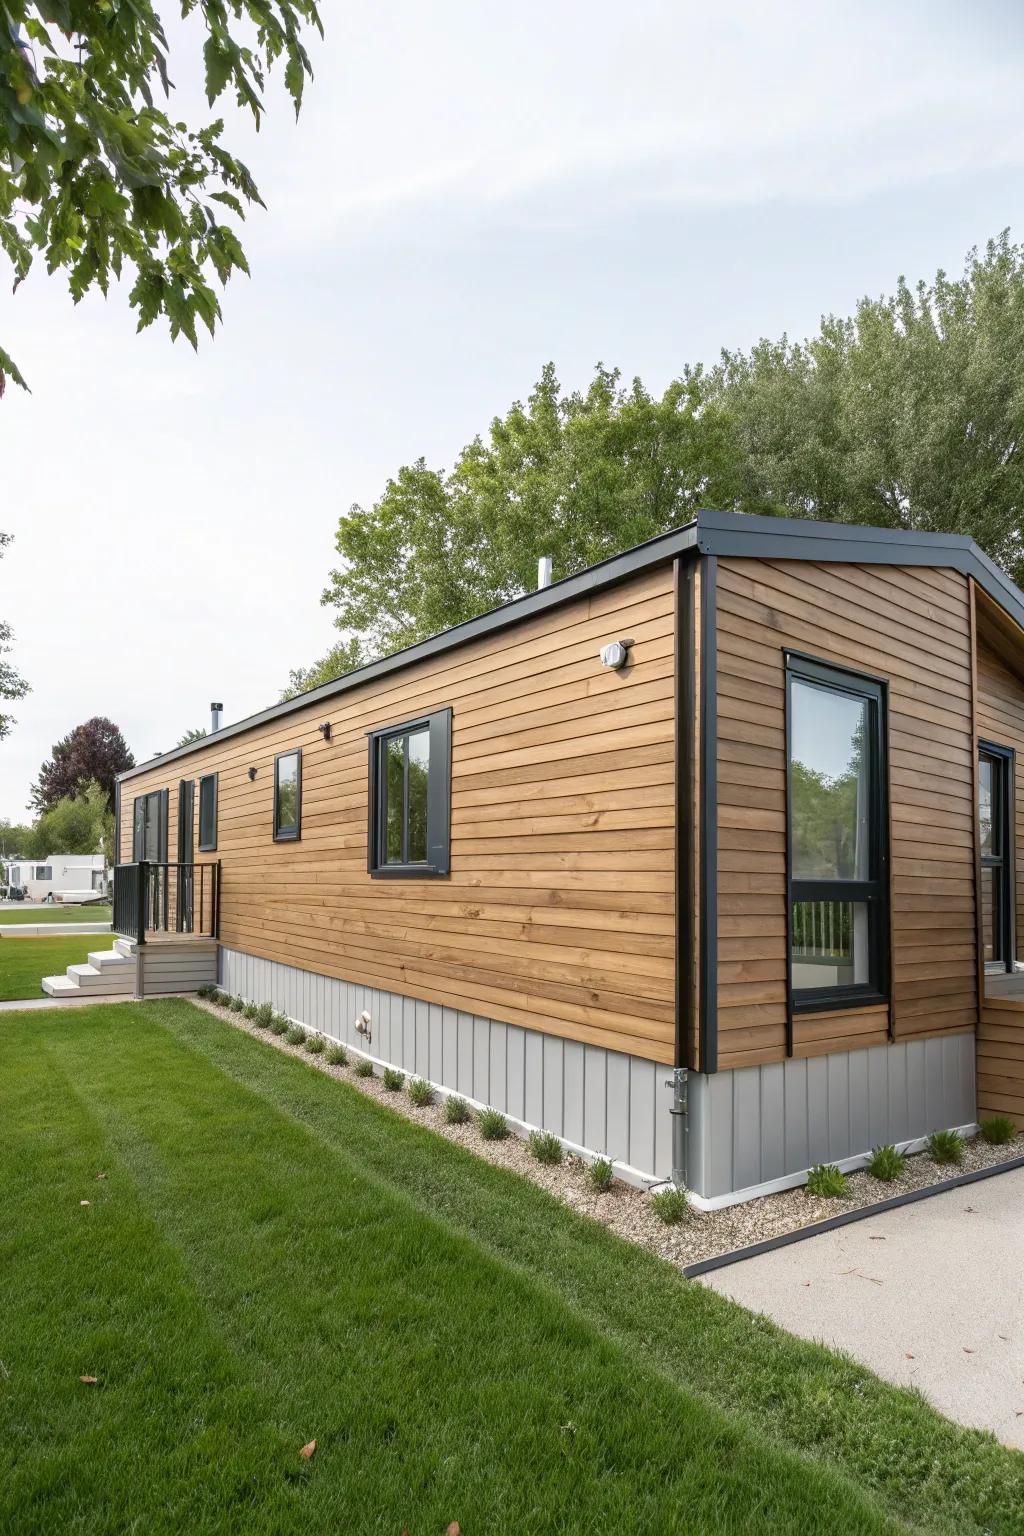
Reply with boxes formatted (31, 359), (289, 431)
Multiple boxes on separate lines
(714, 557), (978, 1071)
(975, 632), (1024, 960)
(118, 567), (679, 1064)
(977, 999), (1024, 1127)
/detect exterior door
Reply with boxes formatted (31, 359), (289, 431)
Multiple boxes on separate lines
(979, 744), (1014, 972)
(177, 779), (195, 932)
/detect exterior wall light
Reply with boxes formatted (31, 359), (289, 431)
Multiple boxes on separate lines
(318, 721), (332, 741)
(599, 639), (632, 670)
(248, 766), (257, 781)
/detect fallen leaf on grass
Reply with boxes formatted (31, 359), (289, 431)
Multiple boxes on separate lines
(79, 1375), (99, 1385)
(446, 1524), (461, 1535)
(79, 1200), (90, 1207)
(95, 1172), (107, 1181)
(299, 1440), (316, 1459)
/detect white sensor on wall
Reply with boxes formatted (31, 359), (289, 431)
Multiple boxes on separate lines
(599, 640), (630, 670)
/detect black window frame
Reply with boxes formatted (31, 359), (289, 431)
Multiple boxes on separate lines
(132, 789), (168, 862)
(198, 773), (218, 853)
(273, 749), (302, 843)
(978, 738), (1015, 974)
(785, 652), (890, 1032)
(367, 707), (451, 879)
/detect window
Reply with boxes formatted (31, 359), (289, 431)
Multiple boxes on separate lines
(786, 655), (888, 1012)
(273, 750), (302, 841)
(368, 708), (452, 877)
(198, 774), (218, 852)
(35, 865), (52, 881)
(979, 742), (1014, 971)
(132, 790), (168, 862)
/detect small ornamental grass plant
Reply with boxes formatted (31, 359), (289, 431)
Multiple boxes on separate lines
(805, 1163), (849, 1199)
(285, 1025), (307, 1047)
(408, 1077), (434, 1107)
(229, 995), (246, 1014)
(255, 1001), (275, 1029)
(926, 1128), (965, 1166)
(354, 1057), (374, 1078)
(325, 1043), (348, 1067)
(528, 1130), (563, 1165)
(243, 1002), (258, 1021)
(270, 1013), (289, 1036)
(865, 1144), (905, 1183)
(382, 1067), (405, 1092)
(980, 1114), (1016, 1146)
(444, 1096), (472, 1125)
(588, 1157), (614, 1193)
(650, 1186), (687, 1225)
(196, 983), (216, 1001)
(478, 1108), (508, 1141)
(305, 1034), (324, 1054)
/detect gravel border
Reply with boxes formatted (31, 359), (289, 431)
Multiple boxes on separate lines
(195, 998), (1024, 1271)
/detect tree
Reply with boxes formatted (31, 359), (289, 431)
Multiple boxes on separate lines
(0, 817), (37, 857)
(0, 531), (29, 738)
(0, 0), (322, 392)
(316, 363), (740, 665)
(32, 716), (134, 812)
(31, 780), (110, 855)
(281, 636), (364, 701)
(176, 726), (207, 747)
(715, 233), (1024, 583)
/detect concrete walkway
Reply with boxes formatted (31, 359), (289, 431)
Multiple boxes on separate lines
(701, 1168), (1024, 1449)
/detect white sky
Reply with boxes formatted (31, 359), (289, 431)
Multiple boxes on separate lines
(2, 0), (1022, 818)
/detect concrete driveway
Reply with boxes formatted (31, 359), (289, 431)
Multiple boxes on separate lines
(701, 1168), (1024, 1449)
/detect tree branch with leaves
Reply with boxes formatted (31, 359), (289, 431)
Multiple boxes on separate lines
(0, 0), (322, 392)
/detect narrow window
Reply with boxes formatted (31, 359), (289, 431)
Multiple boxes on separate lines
(979, 742), (1014, 972)
(786, 655), (889, 1011)
(368, 708), (451, 877)
(35, 865), (52, 881)
(274, 750), (302, 841)
(198, 773), (218, 852)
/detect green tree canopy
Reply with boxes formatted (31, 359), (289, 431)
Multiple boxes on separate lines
(0, 531), (29, 738)
(281, 636), (364, 701)
(302, 233), (1024, 683)
(30, 779), (112, 856)
(32, 715), (134, 812)
(176, 725), (207, 747)
(0, 0), (321, 391)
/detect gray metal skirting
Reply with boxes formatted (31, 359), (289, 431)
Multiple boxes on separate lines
(219, 947), (675, 1181)
(687, 1032), (977, 1200)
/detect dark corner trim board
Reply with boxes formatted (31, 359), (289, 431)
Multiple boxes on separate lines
(698, 553), (718, 1075)
(682, 1152), (1024, 1278)
(117, 508), (1024, 784)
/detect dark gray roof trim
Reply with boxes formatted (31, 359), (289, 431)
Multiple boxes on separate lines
(120, 508), (1024, 783)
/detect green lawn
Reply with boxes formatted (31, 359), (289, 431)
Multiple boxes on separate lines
(0, 934), (102, 1000)
(2, 1002), (1021, 1535)
(0, 904), (111, 925)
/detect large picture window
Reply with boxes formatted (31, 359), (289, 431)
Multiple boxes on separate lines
(274, 750), (302, 841)
(368, 708), (451, 877)
(786, 654), (889, 1013)
(198, 773), (218, 852)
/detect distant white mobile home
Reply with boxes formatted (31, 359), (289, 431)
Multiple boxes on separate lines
(3, 853), (108, 903)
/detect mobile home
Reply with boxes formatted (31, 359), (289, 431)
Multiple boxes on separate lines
(95, 510), (1024, 1204)
(7, 853), (107, 903)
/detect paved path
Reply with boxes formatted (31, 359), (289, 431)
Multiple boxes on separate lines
(0, 995), (135, 1013)
(701, 1168), (1024, 1449)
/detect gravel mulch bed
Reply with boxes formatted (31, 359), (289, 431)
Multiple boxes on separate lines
(196, 997), (1024, 1271)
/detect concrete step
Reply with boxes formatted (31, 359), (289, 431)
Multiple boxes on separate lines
(114, 936), (137, 959)
(41, 975), (80, 997)
(66, 963), (135, 992)
(87, 948), (135, 972)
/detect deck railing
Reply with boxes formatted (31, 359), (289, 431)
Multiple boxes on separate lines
(112, 861), (220, 944)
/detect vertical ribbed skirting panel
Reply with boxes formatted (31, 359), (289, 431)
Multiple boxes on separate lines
(219, 947), (674, 1181)
(687, 1032), (977, 1200)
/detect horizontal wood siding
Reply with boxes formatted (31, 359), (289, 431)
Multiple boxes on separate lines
(119, 568), (678, 1063)
(977, 999), (1024, 1126)
(975, 636), (1024, 960)
(715, 557), (977, 1071)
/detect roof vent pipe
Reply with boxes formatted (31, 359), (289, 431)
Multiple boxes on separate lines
(210, 701), (223, 734)
(537, 555), (553, 590)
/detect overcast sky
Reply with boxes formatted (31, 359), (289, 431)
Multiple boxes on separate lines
(2, 0), (1022, 819)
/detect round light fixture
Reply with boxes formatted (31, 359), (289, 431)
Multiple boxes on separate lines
(599, 639), (631, 670)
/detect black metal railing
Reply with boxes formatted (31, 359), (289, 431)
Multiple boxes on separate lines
(112, 861), (220, 944)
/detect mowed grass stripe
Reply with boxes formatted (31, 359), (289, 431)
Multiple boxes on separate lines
(159, 998), (1024, 1536)
(1, 1005), (898, 1536)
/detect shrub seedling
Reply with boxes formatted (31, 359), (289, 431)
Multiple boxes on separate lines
(382, 1067), (405, 1091)
(285, 1026), (307, 1046)
(243, 1002), (258, 1020)
(528, 1130), (564, 1165)
(325, 1044), (348, 1066)
(255, 1002), (275, 1028)
(926, 1129), (964, 1165)
(305, 1034), (325, 1054)
(650, 1186), (687, 1225)
(229, 996), (246, 1013)
(478, 1108), (508, 1141)
(865, 1144), (905, 1182)
(270, 1014), (289, 1035)
(805, 1163), (849, 1198)
(444, 1096), (472, 1125)
(588, 1157), (614, 1193)
(408, 1077), (434, 1107)
(353, 1057), (374, 1078)
(979, 1114), (1016, 1146)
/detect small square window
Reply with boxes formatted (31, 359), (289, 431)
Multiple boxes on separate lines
(198, 774), (218, 852)
(274, 750), (301, 841)
(368, 709), (451, 877)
